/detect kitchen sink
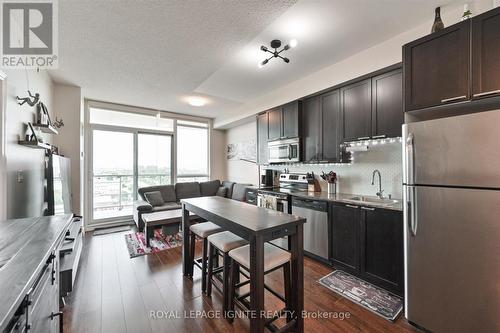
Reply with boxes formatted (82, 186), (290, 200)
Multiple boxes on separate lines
(344, 196), (399, 207)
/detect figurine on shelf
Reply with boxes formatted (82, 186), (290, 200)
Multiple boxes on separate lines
(53, 117), (64, 129)
(16, 91), (40, 107)
(27, 123), (39, 142)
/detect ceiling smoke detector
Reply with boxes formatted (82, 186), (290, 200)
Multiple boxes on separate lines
(258, 39), (296, 67)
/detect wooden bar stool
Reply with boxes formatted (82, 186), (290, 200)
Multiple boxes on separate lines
(228, 243), (292, 328)
(188, 222), (222, 293)
(206, 231), (248, 316)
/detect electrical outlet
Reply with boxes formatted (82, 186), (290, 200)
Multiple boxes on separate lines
(17, 170), (24, 183)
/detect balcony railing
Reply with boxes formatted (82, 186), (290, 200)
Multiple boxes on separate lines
(93, 173), (171, 220)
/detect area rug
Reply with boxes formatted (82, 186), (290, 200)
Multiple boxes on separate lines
(124, 229), (183, 258)
(93, 225), (131, 236)
(318, 270), (403, 321)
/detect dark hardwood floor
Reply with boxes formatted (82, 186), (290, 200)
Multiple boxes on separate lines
(63, 231), (420, 333)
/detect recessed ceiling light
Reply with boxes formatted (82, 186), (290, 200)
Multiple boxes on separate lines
(289, 39), (298, 48)
(187, 96), (207, 107)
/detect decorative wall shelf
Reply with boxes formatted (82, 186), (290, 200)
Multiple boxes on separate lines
(18, 140), (51, 150)
(32, 123), (59, 135)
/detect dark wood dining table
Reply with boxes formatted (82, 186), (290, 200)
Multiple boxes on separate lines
(181, 196), (305, 333)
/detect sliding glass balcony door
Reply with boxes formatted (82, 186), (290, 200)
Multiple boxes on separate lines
(90, 129), (173, 224)
(92, 130), (134, 221)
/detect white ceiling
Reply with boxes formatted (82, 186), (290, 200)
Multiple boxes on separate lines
(50, 0), (463, 124)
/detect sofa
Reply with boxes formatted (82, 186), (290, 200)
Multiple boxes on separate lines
(133, 180), (250, 231)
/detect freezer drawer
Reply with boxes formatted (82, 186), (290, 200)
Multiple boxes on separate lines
(403, 110), (500, 188)
(404, 185), (500, 333)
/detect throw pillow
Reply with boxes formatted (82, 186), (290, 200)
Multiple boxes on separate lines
(216, 187), (227, 198)
(144, 191), (165, 207)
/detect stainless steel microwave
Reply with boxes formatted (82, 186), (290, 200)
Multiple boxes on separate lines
(268, 138), (300, 163)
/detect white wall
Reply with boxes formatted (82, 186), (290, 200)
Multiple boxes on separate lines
(225, 121), (259, 185)
(3, 69), (54, 218)
(216, 0), (493, 128)
(53, 84), (83, 214)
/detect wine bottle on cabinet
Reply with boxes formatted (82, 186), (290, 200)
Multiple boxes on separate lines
(431, 7), (445, 33)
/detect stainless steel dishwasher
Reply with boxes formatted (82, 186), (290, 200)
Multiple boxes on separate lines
(291, 197), (329, 261)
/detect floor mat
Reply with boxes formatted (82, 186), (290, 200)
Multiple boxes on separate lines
(318, 270), (403, 321)
(124, 229), (183, 258)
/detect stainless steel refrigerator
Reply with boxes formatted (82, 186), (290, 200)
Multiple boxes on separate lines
(403, 110), (500, 333)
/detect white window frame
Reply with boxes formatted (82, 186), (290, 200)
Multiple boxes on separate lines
(175, 121), (210, 182)
(84, 100), (211, 228)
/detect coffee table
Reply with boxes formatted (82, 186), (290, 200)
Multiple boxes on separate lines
(142, 209), (199, 247)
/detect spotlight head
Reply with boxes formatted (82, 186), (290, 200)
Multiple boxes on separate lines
(282, 57), (290, 63)
(259, 59), (268, 67)
(284, 44), (290, 51)
(260, 45), (268, 52)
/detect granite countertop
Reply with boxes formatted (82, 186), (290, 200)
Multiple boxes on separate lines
(0, 214), (73, 331)
(287, 191), (403, 211)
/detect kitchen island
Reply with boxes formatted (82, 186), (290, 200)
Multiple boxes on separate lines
(0, 214), (73, 332)
(181, 196), (306, 333)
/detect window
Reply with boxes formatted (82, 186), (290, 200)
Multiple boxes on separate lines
(177, 124), (208, 182)
(138, 133), (172, 187)
(86, 101), (210, 224)
(90, 108), (174, 131)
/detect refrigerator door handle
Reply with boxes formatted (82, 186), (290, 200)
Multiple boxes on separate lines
(405, 133), (415, 185)
(407, 186), (417, 236)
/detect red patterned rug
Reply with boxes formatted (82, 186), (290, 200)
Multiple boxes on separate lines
(124, 229), (183, 258)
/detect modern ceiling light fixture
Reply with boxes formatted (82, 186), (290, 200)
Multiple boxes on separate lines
(187, 96), (207, 107)
(258, 39), (297, 67)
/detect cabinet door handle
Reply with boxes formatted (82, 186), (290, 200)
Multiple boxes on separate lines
(345, 204), (359, 209)
(372, 135), (386, 139)
(441, 95), (467, 103)
(357, 136), (370, 140)
(473, 89), (500, 98)
(361, 206), (375, 211)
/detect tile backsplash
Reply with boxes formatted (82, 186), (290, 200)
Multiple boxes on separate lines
(264, 142), (403, 199)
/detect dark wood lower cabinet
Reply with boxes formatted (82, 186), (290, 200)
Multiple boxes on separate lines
(360, 207), (403, 295)
(331, 204), (360, 272)
(330, 203), (403, 296)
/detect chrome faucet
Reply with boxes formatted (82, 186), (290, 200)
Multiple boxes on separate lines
(371, 169), (384, 199)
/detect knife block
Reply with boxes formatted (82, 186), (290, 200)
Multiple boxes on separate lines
(308, 178), (322, 192)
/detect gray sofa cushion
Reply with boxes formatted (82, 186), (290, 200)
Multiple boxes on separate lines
(216, 187), (227, 197)
(232, 183), (250, 202)
(199, 179), (220, 196)
(175, 182), (201, 200)
(151, 202), (182, 212)
(144, 191), (165, 207)
(138, 185), (176, 202)
(221, 181), (235, 199)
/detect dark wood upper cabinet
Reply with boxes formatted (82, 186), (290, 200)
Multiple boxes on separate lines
(256, 112), (269, 164)
(360, 208), (403, 295)
(403, 20), (471, 111)
(302, 96), (321, 162)
(341, 79), (372, 142)
(331, 203), (360, 272)
(282, 101), (301, 139)
(372, 69), (403, 138)
(472, 7), (500, 100)
(267, 107), (282, 141)
(321, 90), (341, 160)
